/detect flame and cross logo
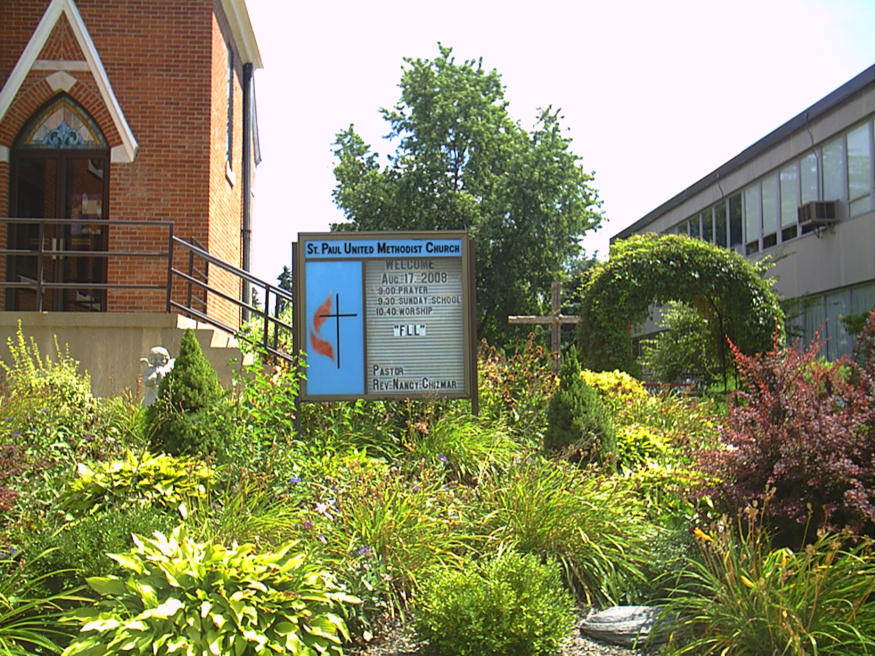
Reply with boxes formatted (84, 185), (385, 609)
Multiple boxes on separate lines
(309, 292), (359, 368)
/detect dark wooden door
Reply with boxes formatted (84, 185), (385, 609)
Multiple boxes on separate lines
(8, 153), (108, 311)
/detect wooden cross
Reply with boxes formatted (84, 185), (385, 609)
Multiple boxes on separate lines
(508, 281), (579, 374)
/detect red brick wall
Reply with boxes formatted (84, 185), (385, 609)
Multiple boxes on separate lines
(0, 0), (247, 327)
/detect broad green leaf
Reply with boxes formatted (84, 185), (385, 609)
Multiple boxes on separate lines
(107, 552), (145, 575)
(81, 617), (121, 632)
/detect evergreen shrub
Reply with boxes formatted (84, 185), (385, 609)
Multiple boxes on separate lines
(544, 347), (615, 462)
(145, 329), (225, 457)
(414, 550), (576, 656)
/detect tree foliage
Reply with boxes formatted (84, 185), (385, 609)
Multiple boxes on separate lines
(576, 234), (784, 377)
(332, 45), (602, 345)
(640, 301), (721, 383)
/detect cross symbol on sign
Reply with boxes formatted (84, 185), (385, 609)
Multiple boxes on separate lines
(320, 293), (359, 368)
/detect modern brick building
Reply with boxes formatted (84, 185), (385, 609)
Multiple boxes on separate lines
(614, 64), (875, 360)
(0, 0), (263, 395)
(0, 0), (261, 327)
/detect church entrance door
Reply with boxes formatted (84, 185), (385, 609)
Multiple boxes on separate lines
(7, 97), (109, 311)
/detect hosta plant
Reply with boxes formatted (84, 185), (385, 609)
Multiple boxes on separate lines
(62, 526), (358, 656)
(59, 451), (213, 517)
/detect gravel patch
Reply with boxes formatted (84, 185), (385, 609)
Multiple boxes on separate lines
(345, 608), (661, 656)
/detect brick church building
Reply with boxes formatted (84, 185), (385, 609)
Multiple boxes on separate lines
(0, 0), (264, 394)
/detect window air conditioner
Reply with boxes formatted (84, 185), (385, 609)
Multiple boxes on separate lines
(797, 200), (838, 227)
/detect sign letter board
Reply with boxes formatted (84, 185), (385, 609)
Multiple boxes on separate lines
(294, 231), (476, 402)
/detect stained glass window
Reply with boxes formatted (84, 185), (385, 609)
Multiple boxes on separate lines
(17, 96), (106, 149)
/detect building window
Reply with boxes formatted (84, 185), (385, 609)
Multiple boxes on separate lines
(744, 183), (761, 254)
(729, 193), (743, 250)
(761, 175), (778, 248)
(780, 163), (799, 241)
(847, 121), (872, 215)
(822, 136), (845, 202)
(801, 151), (818, 204)
(701, 208), (713, 242)
(714, 202), (727, 248)
(784, 281), (875, 361)
(18, 97), (105, 149)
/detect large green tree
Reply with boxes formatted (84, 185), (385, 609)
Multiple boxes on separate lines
(331, 45), (602, 345)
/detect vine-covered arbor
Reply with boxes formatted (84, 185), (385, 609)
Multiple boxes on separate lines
(576, 234), (784, 376)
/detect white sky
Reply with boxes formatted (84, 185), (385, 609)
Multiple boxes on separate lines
(245, 0), (875, 285)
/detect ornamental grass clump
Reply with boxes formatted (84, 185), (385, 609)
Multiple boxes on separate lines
(303, 452), (470, 618)
(413, 550), (576, 656)
(0, 548), (87, 655)
(62, 526), (358, 656)
(406, 409), (529, 484)
(664, 508), (875, 655)
(478, 457), (651, 605)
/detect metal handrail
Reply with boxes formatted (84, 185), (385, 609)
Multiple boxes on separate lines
(169, 236), (294, 362)
(0, 217), (294, 362)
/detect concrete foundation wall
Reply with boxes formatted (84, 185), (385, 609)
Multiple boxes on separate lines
(0, 312), (247, 399)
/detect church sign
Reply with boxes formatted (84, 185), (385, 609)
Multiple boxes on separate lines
(293, 231), (477, 404)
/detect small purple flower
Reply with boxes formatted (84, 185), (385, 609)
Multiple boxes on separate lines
(11, 430), (21, 437)
(83, 433), (92, 442)
(3, 417), (12, 422)
(39, 408), (49, 414)
(289, 476), (302, 485)
(317, 534), (327, 544)
(300, 519), (314, 530)
(438, 454), (448, 463)
(358, 546), (373, 557)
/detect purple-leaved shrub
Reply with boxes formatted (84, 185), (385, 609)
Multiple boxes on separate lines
(700, 310), (875, 538)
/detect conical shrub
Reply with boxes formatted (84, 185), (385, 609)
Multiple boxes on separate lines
(544, 346), (615, 463)
(146, 329), (225, 457)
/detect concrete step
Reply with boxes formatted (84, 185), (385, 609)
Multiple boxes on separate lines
(175, 315), (255, 367)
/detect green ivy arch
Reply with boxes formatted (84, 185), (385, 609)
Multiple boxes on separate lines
(575, 234), (784, 376)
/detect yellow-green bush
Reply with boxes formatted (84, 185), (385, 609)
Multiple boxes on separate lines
(581, 369), (649, 420)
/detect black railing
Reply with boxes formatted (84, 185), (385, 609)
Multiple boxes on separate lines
(168, 237), (294, 363)
(0, 217), (294, 363)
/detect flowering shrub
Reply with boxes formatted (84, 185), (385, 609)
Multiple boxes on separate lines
(478, 336), (556, 442)
(700, 332), (875, 537)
